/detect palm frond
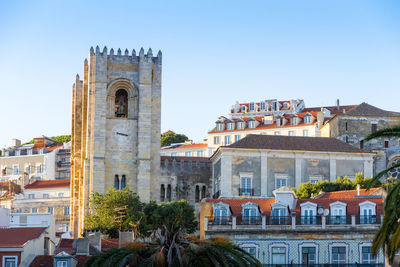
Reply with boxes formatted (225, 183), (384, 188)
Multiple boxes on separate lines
(367, 162), (400, 189)
(365, 126), (400, 141)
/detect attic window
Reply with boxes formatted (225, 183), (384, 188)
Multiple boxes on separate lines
(216, 123), (224, 131)
(283, 102), (289, 109)
(248, 120), (255, 129)
(304, 115), (311, 124)
(260, 102), (266, 110)
(272, 102), (277, 111)
(227, 122), (233, 130)
(237, 121), (244, 129)
(249, 102), (255, 111)
(241, 106), (246, 112)
(291, 117), (297, 125)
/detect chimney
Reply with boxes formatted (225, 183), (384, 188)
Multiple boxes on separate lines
(0, 208), (10, 228)
(76, 238), (89, 255)
(357, 184), (360, 196)
(87, 231), (101, 252)
(12, 139), (21, 148)
(336, 99), (340, 110)
(119, 231), (135, 248)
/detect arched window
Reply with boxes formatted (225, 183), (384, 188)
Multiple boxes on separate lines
(202, 186), (206, 200)
(121, 175), (126, 189)
(115, 89), (128, 118)
(195, 185), (200, 203)
(114, 175), (119, 190)
(160, 184), (165, 202)
(167, 184), (172, 202)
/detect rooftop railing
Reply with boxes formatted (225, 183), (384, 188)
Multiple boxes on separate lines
(205, 214), (383, 231)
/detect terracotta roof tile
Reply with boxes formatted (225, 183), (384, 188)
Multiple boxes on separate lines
(224, 134), (369, 153)
(30, 255), (90, 267)
(206, 198), (276, 216)
(161, 156), (210, 162)
(171, 143), (208, 149)
(344, 102), (400, 117)
(55, 239), (76, 254)
(101, 238), (119, 251)
(25, 179), (70, 189)
(0, 227), (47, 247)
(303, 105), (358, 115)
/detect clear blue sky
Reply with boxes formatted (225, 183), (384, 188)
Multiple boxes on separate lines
(1, 0), (399, 147)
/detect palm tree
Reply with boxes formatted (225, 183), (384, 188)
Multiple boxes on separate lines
(85, 236), (261, 267)
(365, 125), (400, 263)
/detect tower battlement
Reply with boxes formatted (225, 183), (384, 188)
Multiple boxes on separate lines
(71, 46), (162, 238)
(90, 46), (161, 64)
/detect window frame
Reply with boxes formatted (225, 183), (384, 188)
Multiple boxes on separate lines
(213, 136), (220, 145)
(224, 135), (230, 145)
(2, 255), (18, 267)
(234, 135), (240, 142)
(269, 245), (288, 264)
(330, 245), (348, 264)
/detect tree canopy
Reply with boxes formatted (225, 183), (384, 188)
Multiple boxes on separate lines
(161, 131), (188, 147)
(293, 174), (379, 199)
(23, 134), (71, 145)
(85, 188), (197, 238)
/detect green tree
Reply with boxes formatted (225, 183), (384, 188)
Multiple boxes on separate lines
(51, 135), (71, 143)
(364, 126), (400, 263)
(161, 131), (188, 147)
(295, 174), (378, 199)
(85, 190), (198, 239)
(85, 188), (146, 238)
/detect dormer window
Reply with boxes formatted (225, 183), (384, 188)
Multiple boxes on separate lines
(39, 148), (44, 154)
(300, 201), (318, 225)
(16, 150), (21, 156)
(283, 102), (289, 109)
(242, 202), (260, 225)
(291, 116), (297, 125)
(249, 102), (255, 112)
(248, 120), (255, 129)
(272, 101), (277, 111)
(216, 122), (224, 131)
(237, 121), (244, 130)
(241, 106), (246, 113)
(359, 201), (376, 224)
(270, 203), (289, 225)
(227, 122), (234, 130)
(4, 151), (9, 157)
(213, 202), (230, 225)
(260, 101), (266, 110)
(276, 117), (283, 126)
(304, 115), (311, 124)
(329, 201), (347, 224)
(28, 149), (33, 155)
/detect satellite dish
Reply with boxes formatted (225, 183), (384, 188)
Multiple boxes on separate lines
(323, 209), (330, 216)
(318, 208), (324, 215)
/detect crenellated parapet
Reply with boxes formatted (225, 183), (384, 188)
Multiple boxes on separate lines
(89, 45), (162, 64)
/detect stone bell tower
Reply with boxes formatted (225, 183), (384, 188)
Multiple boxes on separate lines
(71, 46), (162, 237)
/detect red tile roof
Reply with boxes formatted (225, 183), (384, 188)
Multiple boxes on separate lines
(30, 255), (90, 267)
(224, 134), (368, 153)
(161, 156), (210, 162)
(101, 238), (119, 251)
(303, 105), (358, 115)
(55, 239), (76, 254)
(206, 198), (276, 216)
(315, 188), (381, 199)
(0, 227), (47, 247)
(292, 188), (384, 215)
(172, 143), (208, 149)
(209, 114), (319, 134)
(25, 179), (70, 189)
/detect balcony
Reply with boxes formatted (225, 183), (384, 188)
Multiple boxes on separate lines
(205, 214), (383, 232)
(239, 188), (254, 196)
(240, 215), (262, 225)
(357, 215), (381, 225)
(269, 216), (290, 225)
